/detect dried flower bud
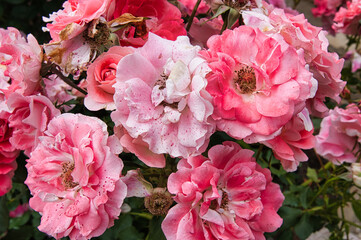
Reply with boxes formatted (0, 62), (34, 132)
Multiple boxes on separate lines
(144, 188), (173, 216)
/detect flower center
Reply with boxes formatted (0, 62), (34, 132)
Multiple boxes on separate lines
(233, 66), (256, 94)
(155, 73), (168, 90)
(60, 162), (78, 189)
(210, 191), (230, 211)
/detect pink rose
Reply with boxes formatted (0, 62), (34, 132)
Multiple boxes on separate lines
(111, 33), (215, 163)
(0, 110), (19, 196)
(163, 142), (284, 239)
(315, 104), (361, 164)
(262, 109), (315, 172)
(25, 113), (127, 240)
(201, 26), (314, 141)
(43, 0), (113, 42)
(0, 27), (42, 97)
(7, 93), (60, 156)
(9, 203), (29, 218)
(333, 0), (361, 35)
(312, 0), (343, 17)
(84, 46), (134, 111)
(243, 4), (345, 117)
(109, 0), (186, 47)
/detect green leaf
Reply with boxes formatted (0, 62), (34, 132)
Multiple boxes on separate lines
(147, 216), (166, 240)
(352, 200), (361, 222)
(208, 5), (230, 21)
(0, 196), (9, 234)
(227, 8), (240, 29)
(9, 211), (31, 230)
(300, 187), (309, 209)
(3, 226), (32, 240)
(307, 167), (319, 183)
(278, 206), (302, 229)
(294, 214), (314, 240)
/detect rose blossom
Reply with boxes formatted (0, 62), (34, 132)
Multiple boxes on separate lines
(111, 33), (215, 164)
(312, 0), (343, 17)
(7, 93), (60, 156)
(43, 0), (113, 42)
(0, 27), (42, 97)
(333, 0), (361, 35)
(0, 109), (20, 196)
(315, 104), (361, 164)
(25, 113), (127, 240)
(201, 25), (314, 141)
(109, 0), (186, 47)
(84, 46), (134, 111)
(261, 109), (315, 172)
(242, 3), (345, 117)
(163, 141), (284, 239)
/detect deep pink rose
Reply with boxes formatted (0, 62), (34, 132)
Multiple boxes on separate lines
(43, 0), (113, 42)
(0, 27), (42, 97)
(262, 109), (315, 172)
(178, 0), (210, 15)
(315, 104), (361, 164)
(243, 4), (345, 117)
(333, 0), (361, 35)
(312, 0), (343, 17)
(201, 26), (314, 141)
(110, 0), (186, 47)
(163, 142), (284, 240)
(9, 203), (29, 218)
(84, 46), (134, 111)
(7, 93), (60, 156)
(111, 33), (215, 164)
(0, 110), (19, 196)
(25, 113), (127, 240)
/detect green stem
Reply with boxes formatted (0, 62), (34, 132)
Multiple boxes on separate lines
(50, 65), (88, 95)
(186, 0), (202, 32)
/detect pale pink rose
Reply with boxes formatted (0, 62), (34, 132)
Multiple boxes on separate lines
(9, 203), (29, 218)
(25, 113), (127, 240)
(111, 33), (215, 163)
(178, 0), (210, 15)
(0, 110), (20, 196)
(43, 74), (76, 111)
(0, 27), (42, 97)
(163, 142), (284, 240)
(261, 109), (315, 172)
(315, 104), (361, 164)
(114, 126), (165, 168)
(43, 0), (113, 42)
(333, 0), (361, 35)
(243, 4), (345, 117)
(201, 26), (314, 141)
(348, 50), (361, 72)
(7, 93), (60, 156)
(109, 0), (186, 47)
(84, 46), (134, 111)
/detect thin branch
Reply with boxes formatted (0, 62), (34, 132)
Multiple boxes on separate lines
(50, 65), (88, 95)
(186, 0), (202, 32)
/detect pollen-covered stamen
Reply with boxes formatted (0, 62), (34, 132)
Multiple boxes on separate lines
(220, 192), (229, 210)
(155, 73), (168, 90)
(61, 162), (78, 189)
(234, 66), (256, 94)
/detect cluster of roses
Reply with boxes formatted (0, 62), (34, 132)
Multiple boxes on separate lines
(0, 0), (356, 239)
